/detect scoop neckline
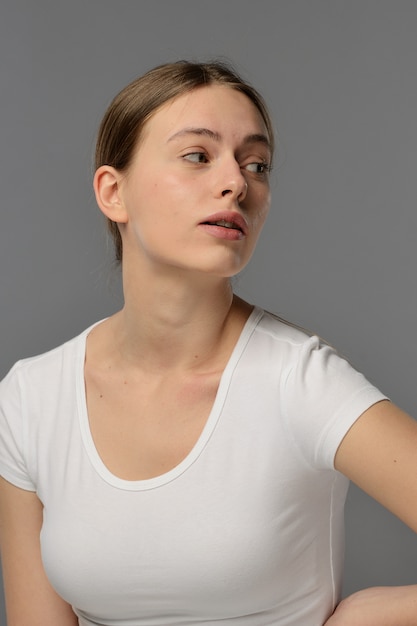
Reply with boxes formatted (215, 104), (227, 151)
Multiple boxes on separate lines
(76, 306), (264, 491)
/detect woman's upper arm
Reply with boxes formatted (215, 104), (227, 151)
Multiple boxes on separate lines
(0, 477), (78, 626)
(334, 399), (417, 532)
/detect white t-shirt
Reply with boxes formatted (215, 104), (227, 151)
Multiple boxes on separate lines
(0, 307), (387, 625)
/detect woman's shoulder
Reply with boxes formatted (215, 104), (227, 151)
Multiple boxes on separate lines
(254, 307), (316, 347)
(1, 319), (104, 389)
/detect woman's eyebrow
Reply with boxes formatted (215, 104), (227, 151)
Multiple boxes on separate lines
(244, 133), (271, 150)
(167, 127), (221, 142)
(167, 127), (271, 150)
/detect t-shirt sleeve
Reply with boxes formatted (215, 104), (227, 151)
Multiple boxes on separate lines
(281, 335), (388, 471)
(0, 363), (36, 491)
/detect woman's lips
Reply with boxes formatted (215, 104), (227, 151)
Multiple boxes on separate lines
(198, 222), (245, 240)
(199, 211), (248, 239)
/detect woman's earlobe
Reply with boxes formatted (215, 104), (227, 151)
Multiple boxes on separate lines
(93, 165), (128, 224)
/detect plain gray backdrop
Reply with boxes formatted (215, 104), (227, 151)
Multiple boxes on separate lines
(1, 1), (416, 622)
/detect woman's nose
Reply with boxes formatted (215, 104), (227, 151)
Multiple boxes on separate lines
(216, 160), (248, 202)
(221, 181), (248, 201)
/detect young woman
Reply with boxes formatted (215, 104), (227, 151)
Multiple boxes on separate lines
(0, 60), (416, 626)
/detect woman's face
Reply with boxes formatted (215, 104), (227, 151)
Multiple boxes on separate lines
(117, 84), (272, 278)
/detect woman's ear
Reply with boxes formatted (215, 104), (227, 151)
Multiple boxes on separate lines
(93, 165), (128, 224)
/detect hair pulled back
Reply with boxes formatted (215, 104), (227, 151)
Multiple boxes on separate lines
(95, 60), (274, 262)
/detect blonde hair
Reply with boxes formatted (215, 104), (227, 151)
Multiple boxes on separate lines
(95, 60), (275, 262)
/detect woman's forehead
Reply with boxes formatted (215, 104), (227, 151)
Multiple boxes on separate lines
(143, 85), (269, 143)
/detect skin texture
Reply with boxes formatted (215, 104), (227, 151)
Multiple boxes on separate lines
(0, 478), (79, 625)
(0, 85), (273, 624)
(324, 400), (417, 624)
(324, 585), (417, 625)
(95, 85), (272, 281)
(86, 86), (272, 481)
(1, 84), (417, 625)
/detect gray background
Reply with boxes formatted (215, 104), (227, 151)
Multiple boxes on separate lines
(1, 0), (416, 621)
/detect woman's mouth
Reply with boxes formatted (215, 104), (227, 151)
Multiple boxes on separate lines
(200, 212), (248, 238)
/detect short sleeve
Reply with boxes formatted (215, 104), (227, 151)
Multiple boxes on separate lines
(0, 363), (36, 491)
(281, 335), (388, 470)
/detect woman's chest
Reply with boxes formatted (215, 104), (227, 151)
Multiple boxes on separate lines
(84, 368), (221, 480)
(36, 377), (342, 625)
(40, 452), (337, 625)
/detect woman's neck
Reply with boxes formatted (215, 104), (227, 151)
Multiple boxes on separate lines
(94, 264), (253, 373)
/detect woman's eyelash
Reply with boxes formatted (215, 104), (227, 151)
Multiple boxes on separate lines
(183, 151), (209, 163)
(244, 162), (272, 174)
(182, 153), (271, 174)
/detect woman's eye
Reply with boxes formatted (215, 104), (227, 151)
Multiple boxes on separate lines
(244, 162), (271, 174)
(183, 152), (209, 164)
